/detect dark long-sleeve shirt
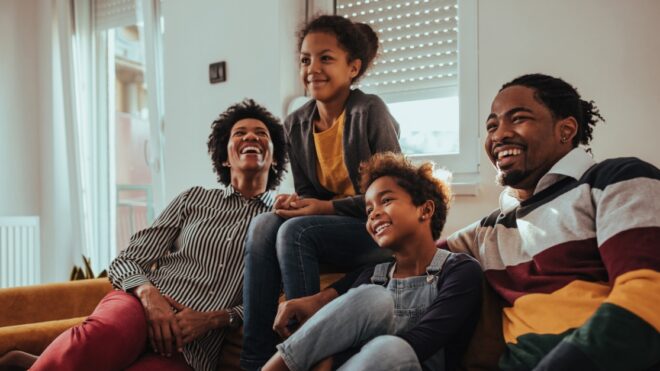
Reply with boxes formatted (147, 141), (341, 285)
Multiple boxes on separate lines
(330, 252), (483, 371)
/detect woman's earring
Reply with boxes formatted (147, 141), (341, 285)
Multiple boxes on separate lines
(560, 137), (568, 144)
(223, 161), (231, 167)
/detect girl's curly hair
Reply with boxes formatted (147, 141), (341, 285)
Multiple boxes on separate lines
(360, 152), (452, 240)
(207, 99), (288, 190)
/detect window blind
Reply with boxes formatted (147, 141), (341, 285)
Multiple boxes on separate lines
(95, 0), (138, 31)
(336, 0), (458, 96)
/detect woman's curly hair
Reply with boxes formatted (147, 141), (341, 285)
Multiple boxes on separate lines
(360, 152), (452, 240)
(207, 99), (288, 190)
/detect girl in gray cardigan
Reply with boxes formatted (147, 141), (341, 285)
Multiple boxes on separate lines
(241, 15), (401, 370)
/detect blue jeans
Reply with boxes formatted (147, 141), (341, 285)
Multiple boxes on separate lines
(277, 285), (423, 371)
(241, 212), (391, 370)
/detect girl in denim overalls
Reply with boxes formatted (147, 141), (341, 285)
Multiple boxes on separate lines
(263, 153), (483, 371)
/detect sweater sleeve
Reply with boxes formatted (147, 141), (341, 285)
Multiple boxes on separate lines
(365, 95), (401, 154)
(108, 188), (191, 291)
(535, 159), (660, 371)
(286, 123), (320, 199)
(397, 255), (483, 362)
(332, 96), (401, 219)
(331, 195), (366, 219)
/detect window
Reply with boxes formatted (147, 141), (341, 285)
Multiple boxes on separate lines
(334, 0), (479, 191)
(94, 0), (166, 264)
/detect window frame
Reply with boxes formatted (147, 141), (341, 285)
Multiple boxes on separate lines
(312, 0), (480, 195)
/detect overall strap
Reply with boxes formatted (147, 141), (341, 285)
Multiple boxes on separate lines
(370, 261), (393, 285)
(426, 248), (452, 277)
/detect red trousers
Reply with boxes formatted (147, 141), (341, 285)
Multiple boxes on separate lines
(31, 290), (192, 371)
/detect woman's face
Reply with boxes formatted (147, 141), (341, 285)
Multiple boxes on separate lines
(225, 119), (275, 176)
(299, 32), (361, 103)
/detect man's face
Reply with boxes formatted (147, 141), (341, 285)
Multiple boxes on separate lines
(485, 85), (569, 190)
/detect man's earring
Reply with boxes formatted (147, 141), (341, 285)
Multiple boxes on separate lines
(560, 137), (568, 144)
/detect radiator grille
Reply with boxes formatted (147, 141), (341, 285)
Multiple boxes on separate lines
(0, 217), (40, 288)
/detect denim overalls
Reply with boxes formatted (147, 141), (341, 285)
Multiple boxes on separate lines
(370, 248), (451, 371)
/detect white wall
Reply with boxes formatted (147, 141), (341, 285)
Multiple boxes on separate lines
(3, 0), (658, 284)
(442, 0), (660, 236)
(162, 0), (304, 201)
(0, 0), (41, 216)
(161, 0), (660, 236)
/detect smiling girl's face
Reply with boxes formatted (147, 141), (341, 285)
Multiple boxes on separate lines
(299, 32), (361, 103)
(365, 176), (427, 250)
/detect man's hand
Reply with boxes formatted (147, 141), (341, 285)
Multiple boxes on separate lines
(274, 193), (299, 210)
(274, 198), (334, 219)
(164, 296), (222, 345)
(134, 283), (184, 355)
(272, 289), (338, 338)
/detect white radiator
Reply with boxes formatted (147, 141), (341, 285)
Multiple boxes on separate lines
(0, 216), (40, 288)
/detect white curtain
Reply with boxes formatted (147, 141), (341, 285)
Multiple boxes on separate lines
(55, 0), (165, 274)
(56, 0), (112, 275)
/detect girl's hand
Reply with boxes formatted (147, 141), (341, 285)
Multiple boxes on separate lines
(134, 284), (184, 355)
(274, 198), (334, 219)
(164, 296), (218, 344)
(274, 193), (299, 210)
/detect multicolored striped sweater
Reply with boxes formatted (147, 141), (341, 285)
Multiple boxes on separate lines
(446, 148), (660, 370)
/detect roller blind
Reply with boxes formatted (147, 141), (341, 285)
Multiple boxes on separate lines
(95, 0), (138, 31)
(336, 0), (458, 96)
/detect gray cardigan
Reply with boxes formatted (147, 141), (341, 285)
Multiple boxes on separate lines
(284, 89), (401, 218)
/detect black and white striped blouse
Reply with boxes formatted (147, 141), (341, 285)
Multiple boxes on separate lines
(109, 185), (275, 371)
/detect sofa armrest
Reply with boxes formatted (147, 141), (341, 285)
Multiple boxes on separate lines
(0, 316), (87, 357)
(0, 278), (112, 327)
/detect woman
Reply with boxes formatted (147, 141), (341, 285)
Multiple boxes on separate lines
(241, 15), (401, 370)
(32, 99), (288, 371)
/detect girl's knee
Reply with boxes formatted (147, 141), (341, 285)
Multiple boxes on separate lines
(362, 335), (420, 368)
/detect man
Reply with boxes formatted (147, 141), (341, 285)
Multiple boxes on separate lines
(274, 74), (660, 370)
(445, 73), (660, 370)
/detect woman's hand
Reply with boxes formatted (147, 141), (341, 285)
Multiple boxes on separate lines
(134, 283), (184, 356)
(274, 198), (334, 219)
(274, 193), (299, 210)
(165, 296), (225, 344)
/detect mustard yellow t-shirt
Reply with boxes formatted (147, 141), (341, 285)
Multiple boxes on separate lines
(313, 111), (356, 198)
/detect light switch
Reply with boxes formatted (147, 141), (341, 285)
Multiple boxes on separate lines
(209, 61), (226, 84)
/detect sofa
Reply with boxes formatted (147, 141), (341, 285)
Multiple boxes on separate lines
(0, 275), (504, 371)
(0, 274), (346, 371)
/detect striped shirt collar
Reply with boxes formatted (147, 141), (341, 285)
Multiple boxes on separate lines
(500, 147), (596, 213)
(222, 184), (276, 208)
